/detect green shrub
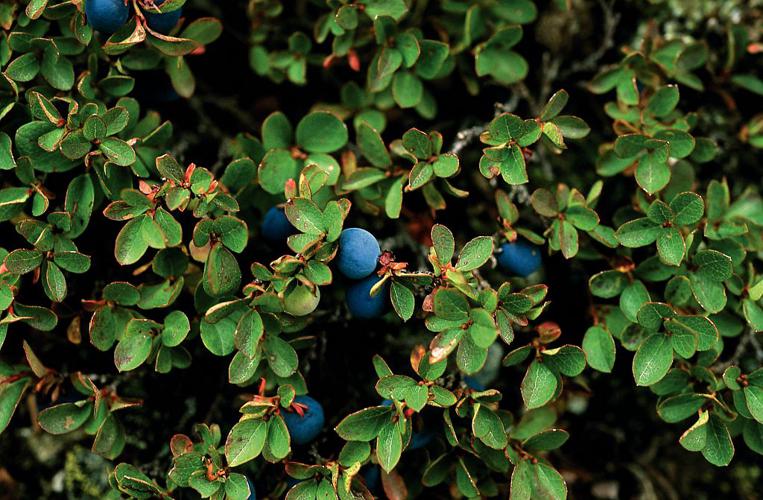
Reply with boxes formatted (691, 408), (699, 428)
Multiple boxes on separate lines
(1, 0), (762, 498)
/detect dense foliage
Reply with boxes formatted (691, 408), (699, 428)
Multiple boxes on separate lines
(1, 0), (762, 498)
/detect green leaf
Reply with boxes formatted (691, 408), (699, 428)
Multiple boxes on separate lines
(0, 133), (16, 171)
(633, 333), (673, 386)
(376, 420), (403, 472)
(6, 53), (40, 82)
(689, 274), (727, 314)
(665, 315), (718, 352)
(296, 112), (348, 153)
(551, 115), (590, 139)
(181, 16), (223, 44)
(472, 404), (508, 449)
(402, 128), (432, 159)
(433, 288), (469, 322)
(338, 441), (371, 467)
(114, 327), (153, 372)
(224, 473), (251, 500)
(431, 224), (455, 263)
(162, 311), (190, 347)
(335, 406), (391, 441)
(565, 206), (599, 231)
(582, 326), (616, 373)
(38, 402), (91, 434)
(42, 261), (67, 302)
(531, 462), (567, 499)
(100, 137), (136, 166)
(4, 249), (43, 274)
(616, 218), (661, 247)
(283, 200), (326, 237)
(258, 149), (299, 194)
(635, 149), (671, 194)
(263, 334), (298, 378)
(521, 360), (557, 409)
(456, 335), (488, 374)
(203, 243), (241, 297)
(544, 345), (586, 377)
(523, 429), (569, 452)
(156, 154), (185, 184)
(614, 134), (646, 157)
(655, 130), (696, 159)
(647, 85), (680, 117)
(693, 250), (732, 282)
(745, 385), (763, 424)
(266, 414), (291, 460)
(680, 411), (709, 452)
(92, 413), (126, 460)
(415, 40), (449, 79)
(544, 121), (567, 148)
(0, 377), (30, 434)
(657, 394), (705, 423)
(475, 47), (527, 85)
(656, 227), (685, 266)
(540, 89), (568, 121)
(588, 270), (627, 299)
(432, 153), (459, 178)
(670, 192), (704, 226)
(390, 281), (415, 321)
(361, 0), (408, 20)
(357, 122), (391, 168)
(702, 415), (734, 466)
(115, 216), (149, 265)
(499, 144), (528, 185)
(455, 236), (494, 271)
(40, 46), (74, 91)
(225, 419), (267, 467)
(392, 71), (423, 108)
(408, 161), (434, 190)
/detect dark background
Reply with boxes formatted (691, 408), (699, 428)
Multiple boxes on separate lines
(1, 0), (762, 498)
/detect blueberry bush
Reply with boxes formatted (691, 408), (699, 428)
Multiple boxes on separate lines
(1, 0), (762, 498)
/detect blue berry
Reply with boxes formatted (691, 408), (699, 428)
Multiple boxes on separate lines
(85, 0), (130, 34)
(463, 376), (486, 391)
(346, 275), (387, 319)
(409, 429), (434, 450)
(285, 476), (302, 488)
(282, 395), (325, 445)
(145, 0), (182, 34)
(362, 465), (380, 492)
(261, 206), (296, 243)
(337, 228), (380, 279)
(245, 476), (256, 500)
(496, 241), (542, 277)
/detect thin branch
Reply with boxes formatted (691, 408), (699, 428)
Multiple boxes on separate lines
(448, 93), (521, 155)
(714, 329), (763, 373)
(559, 0), (620, 79)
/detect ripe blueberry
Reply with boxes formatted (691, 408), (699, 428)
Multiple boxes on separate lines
(283, 284), (320, 317)
(362, 465), (380, 492)
(409, 429), (434, 450)
(145, 0), (182, 34)
(496, 241), (542, 277)
(282, 395), (325, 445)
(346, 275), (387, 319)
(245, 476), (256, 500)
(261, 206), (296, 243)
(85, 0), (130, 34)
(336, 228), (380, 280)
(463, 376), (486, 391)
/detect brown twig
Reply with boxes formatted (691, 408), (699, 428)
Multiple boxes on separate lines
(713, 329), (763, 373)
